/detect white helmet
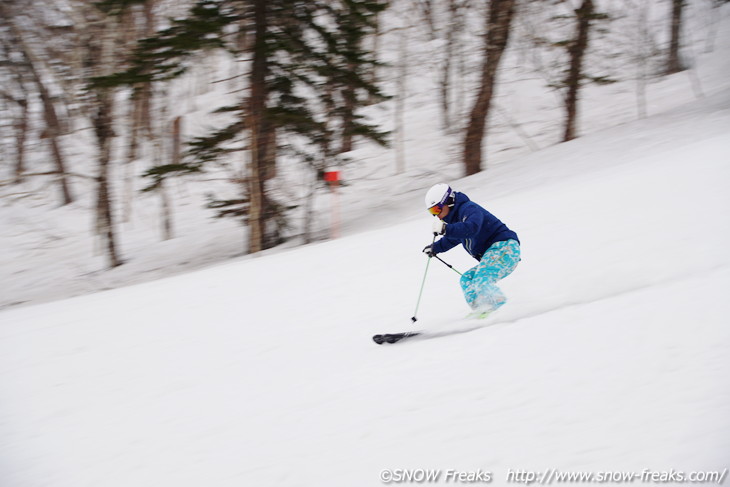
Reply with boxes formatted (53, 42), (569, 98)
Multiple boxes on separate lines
(424, 183), (454, 211)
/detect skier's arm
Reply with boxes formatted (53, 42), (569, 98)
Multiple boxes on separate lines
(443, 205), (484, 239)
(431, 235), (459, 254)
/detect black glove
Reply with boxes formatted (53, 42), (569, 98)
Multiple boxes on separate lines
(422, 244), (436, 257)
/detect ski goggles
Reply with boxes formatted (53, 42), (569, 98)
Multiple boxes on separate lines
(428, 204), (444, 216)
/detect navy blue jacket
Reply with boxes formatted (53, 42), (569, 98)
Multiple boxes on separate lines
(432, 192), (519, 261)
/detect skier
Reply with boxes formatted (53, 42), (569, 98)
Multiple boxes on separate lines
(423, 183), (520, 318)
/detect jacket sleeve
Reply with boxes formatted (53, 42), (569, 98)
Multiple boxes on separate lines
(432, 235), (460, 255)
(443, 203), (484, 239)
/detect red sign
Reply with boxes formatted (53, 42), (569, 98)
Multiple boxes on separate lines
(324, 170), (341, 182)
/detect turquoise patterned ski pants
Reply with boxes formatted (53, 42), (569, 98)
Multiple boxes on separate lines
(460, 239), (520, 311)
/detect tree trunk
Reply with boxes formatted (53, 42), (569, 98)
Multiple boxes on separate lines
(440, 0), (465, 131)
(367, 10), (382, 104)
(395, 28), (407, 174)
(160, 180), (173, 241)
(462, 0), (516, 176)
(13, 97), (29, 184)
(563, 0), (594, 142)
(666, 0), (684, 75)
(440, 1), (454, 130)
(35, 79), (73, 205)
(302, 175), (317, 245)
(47, 135), (72, 205)
(90, 15), (122, 269)
(122, 92), (139, 223)
(634, 0), (649, 120)
(340, 80), (356, 154)
(6, 10), (73, 203)
(159, 115), (181, 241)
(246, 0), (270, 254)
(123, 0), (156, 222)
(32, 81), (73, 206)
(417, 0), (437, 41)
(93, 89), (122, 268)
(139, 0), (155, 137)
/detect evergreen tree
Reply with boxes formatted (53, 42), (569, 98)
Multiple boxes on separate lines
(322, 0), (389, 154)
(95, 0), (389, 253)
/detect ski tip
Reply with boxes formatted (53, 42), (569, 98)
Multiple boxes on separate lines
(372, 332), (422, 345)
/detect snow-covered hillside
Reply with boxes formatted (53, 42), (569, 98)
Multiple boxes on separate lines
(2, 1), (730, 311)
(2, 81), (730, 487)
(2, 2), (730, 486)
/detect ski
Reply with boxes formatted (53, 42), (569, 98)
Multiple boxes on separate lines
(372, 317), (498, 345)
(372, 331), (422, 345)
(372, 307), (563, 345)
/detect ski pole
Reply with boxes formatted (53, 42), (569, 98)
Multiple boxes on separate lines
(411, 233), (437, 323)
(433, 255), (462, 276)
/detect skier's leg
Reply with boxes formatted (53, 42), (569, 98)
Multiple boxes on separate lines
(467, 240), (521, 312)
(460, 266), (479, 309)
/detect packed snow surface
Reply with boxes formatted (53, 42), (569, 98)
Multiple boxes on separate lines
(2, 3), (730, 486)
(2, 88), (729, 485)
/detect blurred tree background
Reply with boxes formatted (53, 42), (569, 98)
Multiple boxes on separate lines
(0, 0), (721, 267)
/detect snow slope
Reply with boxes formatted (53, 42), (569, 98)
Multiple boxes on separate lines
(1, 84), (729, 486)
(2, 2), (730, 485)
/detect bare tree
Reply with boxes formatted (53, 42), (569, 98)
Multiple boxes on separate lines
(0, 78), (30, 184)
(21, 46), (73, 204)
(12, 99), (30, 184)
(563, 0), (595, 142)
(162, 115), (182, 241)
(81, 7), (124, 268)
(462, 0), (516, 176)
(666, 0), (685, 74)
(619, 0), (653, 119)
(0, 8), (31, 185)
(701, 0), (723, 53)
(395, 26), (408, 174)
(439, 0), (470, 131)
(1, 2), (73, 204)
(414, 0), (438, 41)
